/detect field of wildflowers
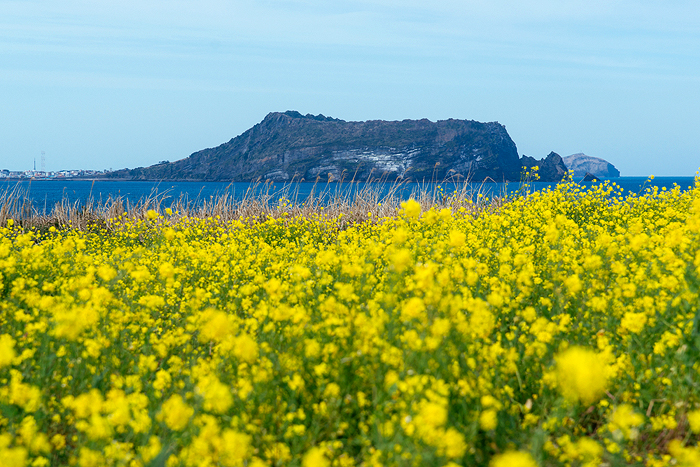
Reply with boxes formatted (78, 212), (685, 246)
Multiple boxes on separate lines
(1, 178), (700, 467)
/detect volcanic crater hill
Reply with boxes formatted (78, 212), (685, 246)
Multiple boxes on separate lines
(107, 111), (568, 182)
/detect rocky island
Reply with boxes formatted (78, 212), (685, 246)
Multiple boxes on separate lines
(105, 111), (568, 182)
(563, 153), (620, 179)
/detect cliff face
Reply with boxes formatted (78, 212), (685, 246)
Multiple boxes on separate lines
(562, 153), (620, 178)
(108, 111), (567, 182)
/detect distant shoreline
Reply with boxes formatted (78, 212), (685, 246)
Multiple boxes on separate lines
(1, 175), (696, 183)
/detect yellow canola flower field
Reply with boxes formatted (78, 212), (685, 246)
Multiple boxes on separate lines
(1, 179), (700, 467)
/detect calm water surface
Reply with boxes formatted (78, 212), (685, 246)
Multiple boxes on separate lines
(1, 177), (696, 213)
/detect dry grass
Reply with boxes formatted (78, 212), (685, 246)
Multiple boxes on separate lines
(0, 177), (515, 231)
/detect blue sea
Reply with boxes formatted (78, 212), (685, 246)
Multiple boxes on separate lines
(0, 176), (696, 213)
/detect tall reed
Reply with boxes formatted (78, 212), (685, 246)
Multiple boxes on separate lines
(0, 176), (510, 231)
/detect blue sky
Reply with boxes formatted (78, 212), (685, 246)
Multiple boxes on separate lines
(1, 0), (699, 176)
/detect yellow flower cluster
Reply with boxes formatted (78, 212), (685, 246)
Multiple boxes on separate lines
(1, 178), (700, 466)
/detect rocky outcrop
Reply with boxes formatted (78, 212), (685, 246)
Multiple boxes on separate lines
(562, 153), (620, 179)
(106, 111), (568, 182)
(520, 152), (569, 182)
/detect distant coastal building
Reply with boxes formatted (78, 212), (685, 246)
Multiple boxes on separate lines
(0, 169), (112, 180)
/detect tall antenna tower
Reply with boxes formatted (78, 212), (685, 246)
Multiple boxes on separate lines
(41, 151), (46, 172)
